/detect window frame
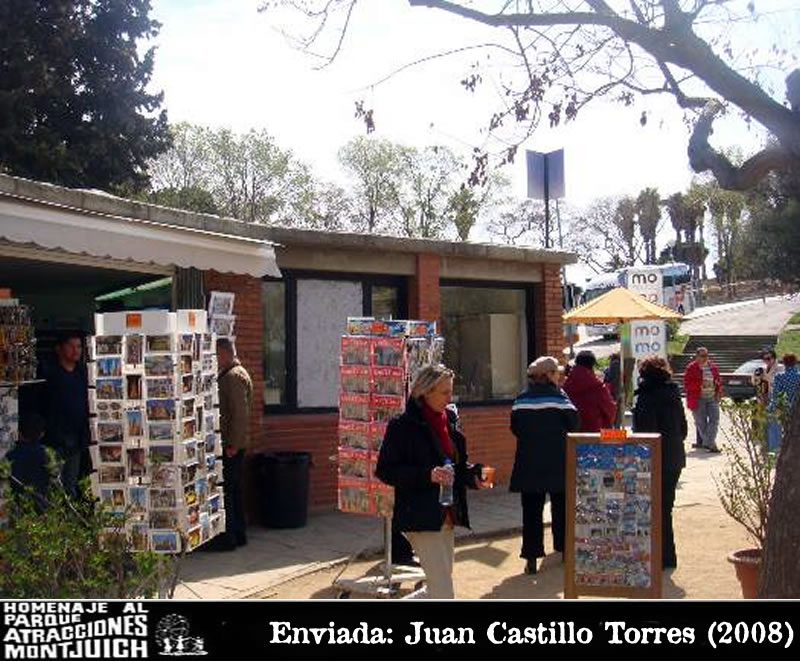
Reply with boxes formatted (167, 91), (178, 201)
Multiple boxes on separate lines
(263, 269), (407, 415)
(439, 278), (537, 408)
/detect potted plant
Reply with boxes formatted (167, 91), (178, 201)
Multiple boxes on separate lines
(714, 399), (778, 598)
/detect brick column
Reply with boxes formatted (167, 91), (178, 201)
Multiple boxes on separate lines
(203, 270), (265, 523)
(408, 253), (440, 323)
(534, 263), (566, 359)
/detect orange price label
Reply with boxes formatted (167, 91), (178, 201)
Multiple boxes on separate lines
(600, 428), (627, 440)
(188, 312), (196, 329)
(126, 313), (142, 329)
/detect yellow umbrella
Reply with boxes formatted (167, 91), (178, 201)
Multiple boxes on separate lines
(563, 287), (682, 324)
(562, 287), (682, 428)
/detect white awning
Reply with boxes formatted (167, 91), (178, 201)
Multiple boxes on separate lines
(0, 197), (281, 278)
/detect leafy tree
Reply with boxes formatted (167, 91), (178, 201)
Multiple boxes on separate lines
(636, 187), (661, 264)
(615, 196), (639, 266)
(338, 136), (407, 234)
(567, 196), (644, 271)
(148, 124), (336, 227)
(0, 0), (170, 192)
(701, 180), (746, 298)
(449, 185), (482, 241)
(486, 198), (547, 246)
(267, 1), (799, 191)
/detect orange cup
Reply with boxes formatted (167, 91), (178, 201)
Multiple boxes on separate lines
(481, 465), (495, 487)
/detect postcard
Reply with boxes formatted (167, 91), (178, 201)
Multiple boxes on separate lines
(95, 336), (122, 356)
(146, 399), (175, 421)
(124, 335), (144, 365)
(97, 422), (124, 444)
(96, 378), (124, 400)
(126, 374), (142, 400)
(145, 355), (173, 377)
(150, 529), (180, 553)
(146, 377), (174, 399)
(146, 335), (173, 353)
(126, 409), (144, 438)
(127, 448), (147, 477)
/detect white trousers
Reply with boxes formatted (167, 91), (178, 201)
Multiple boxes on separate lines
(405, 525), (455, 599)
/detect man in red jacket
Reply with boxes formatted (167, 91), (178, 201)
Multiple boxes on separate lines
(563, 350), (616, 431)
(683, 347), (722, 452)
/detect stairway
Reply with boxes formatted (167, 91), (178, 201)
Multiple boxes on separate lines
(670, 334), (778, 392)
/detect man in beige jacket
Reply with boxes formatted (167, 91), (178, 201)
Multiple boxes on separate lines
(215, 338), (253, 550)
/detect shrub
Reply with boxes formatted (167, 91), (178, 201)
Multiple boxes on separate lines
(0, 460), (177, 598)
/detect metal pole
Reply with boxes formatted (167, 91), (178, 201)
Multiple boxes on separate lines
(384, 517), (392, 586)
(556, 199), (574, 358)
(543, 155), (551, 249)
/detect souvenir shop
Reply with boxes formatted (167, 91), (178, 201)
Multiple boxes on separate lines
(1, 172), (577, 521)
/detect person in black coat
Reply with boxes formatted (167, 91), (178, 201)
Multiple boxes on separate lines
(376, 364), (488, 598)
(632, 355), (688, 569)
(510, 356), (580, 575)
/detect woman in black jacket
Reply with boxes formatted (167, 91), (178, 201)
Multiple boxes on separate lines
(632, 355), (688, 569)
(510, 356), (579, 574)
(376, 364), (487, 598)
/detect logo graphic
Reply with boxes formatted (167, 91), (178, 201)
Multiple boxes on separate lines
(156, 615), (207, 656)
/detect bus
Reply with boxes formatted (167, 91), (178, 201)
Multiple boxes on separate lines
(582, 263), (694, 337)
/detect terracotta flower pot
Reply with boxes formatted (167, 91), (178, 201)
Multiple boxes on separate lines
(727, 548), (762, 599)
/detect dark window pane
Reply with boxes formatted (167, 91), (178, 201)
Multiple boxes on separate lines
(263, 281), (286, 405)
(440, 286), (528, 402)
(372, 285), (400, 319)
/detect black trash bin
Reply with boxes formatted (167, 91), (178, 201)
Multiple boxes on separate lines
(259, 451), (312, 528)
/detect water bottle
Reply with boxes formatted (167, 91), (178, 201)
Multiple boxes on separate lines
(439, 459), (454, 506)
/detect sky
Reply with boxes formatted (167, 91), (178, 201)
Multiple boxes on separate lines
(147, 0), (800, 284)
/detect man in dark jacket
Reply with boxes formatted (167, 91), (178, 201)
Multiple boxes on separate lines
(564, 350), (616, 432)
(510, 356), (579, 574)
(214, 338), (253, 550)
(633, 356), (688, 569)
(39, 331), (89, 498)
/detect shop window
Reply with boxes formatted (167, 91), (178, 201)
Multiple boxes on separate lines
(296, 279), (363, 408)
(371, 285), (399, 319)
(263, 275), (404, 411)
(263, 281), (286, 405)
(440, 285), (529, 402)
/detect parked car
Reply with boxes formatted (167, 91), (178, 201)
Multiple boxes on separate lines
(721, 359), (785, 402)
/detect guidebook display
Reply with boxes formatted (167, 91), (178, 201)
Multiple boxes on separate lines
(88, 310), (225, 553)
(0, 293), (38, 528)
(337, 318), (444, 518)
(564, 431), (662, 599)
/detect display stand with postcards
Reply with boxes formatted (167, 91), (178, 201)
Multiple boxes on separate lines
(564, 429), (663, 599)
(333, 318), (443, 598)
(0, 291), (42, 528)
(88, 309), (225, 554)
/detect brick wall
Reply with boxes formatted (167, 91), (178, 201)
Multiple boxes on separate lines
(408, 253), (440, 323)
(534, 263), (566, 359)
(245, 406), (515, 516)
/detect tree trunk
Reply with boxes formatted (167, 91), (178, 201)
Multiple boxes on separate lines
(760, 401), (800, 597)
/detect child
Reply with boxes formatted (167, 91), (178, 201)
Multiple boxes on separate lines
(7, 412), (51, 506)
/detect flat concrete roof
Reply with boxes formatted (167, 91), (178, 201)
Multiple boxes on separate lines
(0, 173), (577, 266)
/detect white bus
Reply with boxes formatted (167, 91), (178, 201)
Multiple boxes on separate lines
(582, 263), (694, 337)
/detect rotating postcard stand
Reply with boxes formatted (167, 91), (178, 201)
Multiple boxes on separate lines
(333, 320), (442, 598)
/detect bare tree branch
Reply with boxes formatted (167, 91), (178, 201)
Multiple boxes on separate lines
(689, 100), (795, 191)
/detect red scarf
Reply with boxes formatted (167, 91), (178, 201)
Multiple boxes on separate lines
(421, 401), (455, 459)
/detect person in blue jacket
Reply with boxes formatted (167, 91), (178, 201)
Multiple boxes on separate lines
(509, 356), (579, 575)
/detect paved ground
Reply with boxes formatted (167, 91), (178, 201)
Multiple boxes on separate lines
(175, 405), (750, 600)
(680, 295), (799, 336)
